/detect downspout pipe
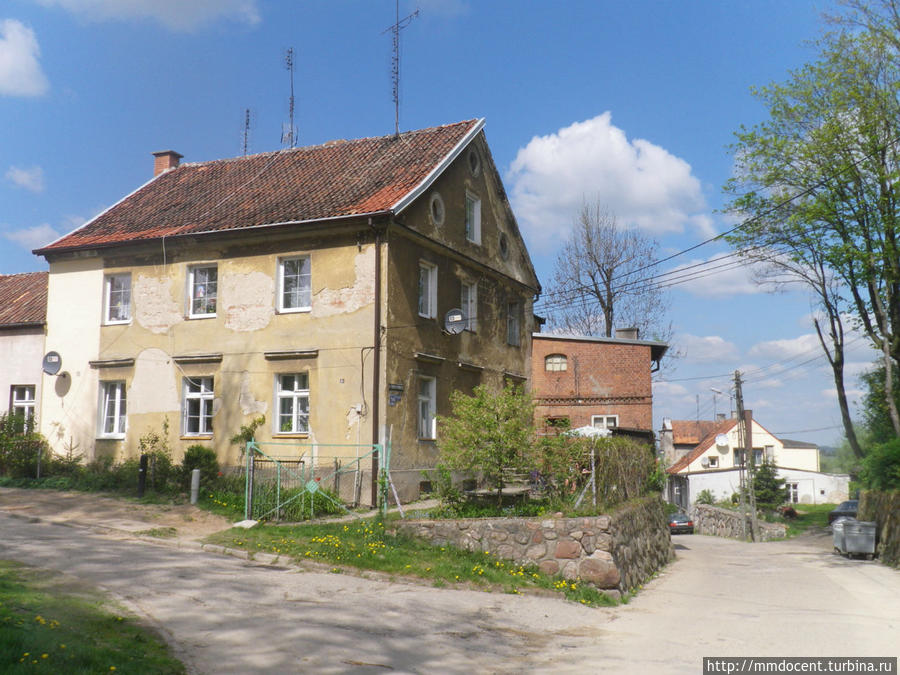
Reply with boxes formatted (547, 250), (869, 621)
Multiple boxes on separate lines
(371, 218), (383, 507)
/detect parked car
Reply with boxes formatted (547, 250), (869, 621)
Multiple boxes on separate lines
(668, 512), (694, 534)
(828, 500), (858, 524)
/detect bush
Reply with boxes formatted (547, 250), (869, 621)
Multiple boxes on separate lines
(859, 437), (900, 490)
(753, 460), (787, 511)
(181, 444), (219, 488)
(696, 489), (715, 505)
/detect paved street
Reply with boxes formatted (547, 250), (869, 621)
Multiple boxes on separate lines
(0, 492), (897, 673)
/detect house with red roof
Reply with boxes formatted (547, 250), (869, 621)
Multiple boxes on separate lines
(661, 413), (848, 509)
(33, 120), (540, 501)
(0, 272), (48, 428)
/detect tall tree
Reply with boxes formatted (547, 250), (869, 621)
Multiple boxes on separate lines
(724, 29), (900, 447)
(546, 201), (671, 342)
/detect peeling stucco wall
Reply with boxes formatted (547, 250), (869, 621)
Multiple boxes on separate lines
(128, 348), (179, 414)
(239, 371), (267, 416)
(223, 270), (275, 332)
(134, 275), (182, 334)
(312, 251), (375, 318)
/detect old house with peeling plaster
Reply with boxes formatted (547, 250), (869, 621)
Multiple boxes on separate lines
(34, 119), (540, 502)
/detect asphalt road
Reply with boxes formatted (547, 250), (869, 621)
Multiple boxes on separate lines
(0, 505), (897, 674)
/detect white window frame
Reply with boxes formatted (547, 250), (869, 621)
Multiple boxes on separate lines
(417, 376), (436, 440)
(591, 414), (618, 430)
(461, 281), (477, 332)
(786, 482), (799, 504)
(545, 354), (567, 371)
(98, 381), (126, 439)
(418, 261), (437, 319)
(183, 376), (214, 436)
(506, 301), (520, 346)
(465, 193), (481, 244)
(275, 373), (310, 434)
(10, 385), (36, 422)
(104, 273), (132, 324)
(278, 256), (311, 313)
(707, 455), (719, 468)
(187, 265), (217, 318)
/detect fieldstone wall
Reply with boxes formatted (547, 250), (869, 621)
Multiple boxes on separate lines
(690, 504), (786, 541)
(392, 496), (674, 593)
(859, 490), (900, 566)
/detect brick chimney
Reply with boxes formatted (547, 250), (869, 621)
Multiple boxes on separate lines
(152, 150), (183, 176)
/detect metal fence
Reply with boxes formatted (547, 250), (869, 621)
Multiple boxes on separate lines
(243, 441), (390, 522)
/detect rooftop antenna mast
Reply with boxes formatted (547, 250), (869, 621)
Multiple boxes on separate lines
(383, 1), (419, 137)
(282, 47), (297, 148)
(241, 108), (252, 156)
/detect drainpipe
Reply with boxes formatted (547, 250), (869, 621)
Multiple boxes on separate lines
(371, 220), (382, 507)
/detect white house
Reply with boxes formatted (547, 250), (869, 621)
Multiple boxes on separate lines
(663, 413), (849, 509)
(0, 272), (47, 429)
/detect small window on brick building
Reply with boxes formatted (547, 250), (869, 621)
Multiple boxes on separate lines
(546, 416), (570, 430)
(591, 415), (618, 430)
(545, 354), (567, 371)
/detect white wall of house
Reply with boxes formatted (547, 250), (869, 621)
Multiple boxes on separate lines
(681, 420), (819, 473)
(779, 446), (820, 471)
(0, 327), (45, 423)
(38, 258), (103, 457)
(675, 467), (849, 507)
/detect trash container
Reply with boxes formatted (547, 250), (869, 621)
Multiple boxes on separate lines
(843, 520), (876, 559)
(832, 518), (847, 554)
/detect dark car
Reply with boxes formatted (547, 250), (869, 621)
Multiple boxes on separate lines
(828, 500), (858, 524)
(668, 512), (694, 534)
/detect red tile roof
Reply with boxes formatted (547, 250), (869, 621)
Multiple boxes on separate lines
(0, 271), (48, 327)
(36, 120), (482, 255)
(667, 418), (737, 474)
(670, 419), (722, 446)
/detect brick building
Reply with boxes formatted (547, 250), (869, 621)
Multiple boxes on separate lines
(531, 331), (667, 440)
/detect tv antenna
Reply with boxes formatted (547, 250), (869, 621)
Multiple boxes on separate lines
(282, 47), (297, 148)
(241, 108), (254, 156)
(383, 1), (419, 137)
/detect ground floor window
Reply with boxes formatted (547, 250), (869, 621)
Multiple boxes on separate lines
(99, 381), (126, 438)
(786, 482), (799, 504)
(10, 385), (36, 424)
(417, 376), (436, 440)
(276, 373), (309, 433)
(183, 377), (214, 436)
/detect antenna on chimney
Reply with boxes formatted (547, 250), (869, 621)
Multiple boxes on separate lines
(383, 1), (419, 137)
(282, 47), (297, 148)
(241, 108), (254, 156)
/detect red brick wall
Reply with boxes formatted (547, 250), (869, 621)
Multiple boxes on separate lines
(531, 336), (654, 432)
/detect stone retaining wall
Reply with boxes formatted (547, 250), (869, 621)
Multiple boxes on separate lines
(690, 504), (786, 541)
(860, 490), (900, 566)
(392, 496), (674, 593)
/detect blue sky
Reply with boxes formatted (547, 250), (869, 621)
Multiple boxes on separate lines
(0, 0), (878, 447)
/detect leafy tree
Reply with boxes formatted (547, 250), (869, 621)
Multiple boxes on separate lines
(545, 200), (671, 342)
(437, 384), (535, 508)
(858, 437), (900, 490)
(724, 29), (900, 451)
(859, 364), (900, 445)
(753, 460), (787, 512)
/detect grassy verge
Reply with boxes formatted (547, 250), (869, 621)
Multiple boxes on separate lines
(0, 561), (185, 674)
(205, 518), (616, 607)
(782, 503), (836, 537)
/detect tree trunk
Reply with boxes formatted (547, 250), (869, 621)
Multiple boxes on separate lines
(883, 340), (900, 436)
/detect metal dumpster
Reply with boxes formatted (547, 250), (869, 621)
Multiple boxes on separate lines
(832, 517), (848, 554)
(844, 520), (877, 559)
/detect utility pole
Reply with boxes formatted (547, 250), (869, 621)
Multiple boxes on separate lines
(733, 370), (760, 541)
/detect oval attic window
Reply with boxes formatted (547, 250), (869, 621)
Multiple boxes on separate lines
(430, 192), (445, 226)
(499, 232), (509, 259)
(467, 148), (481, 176)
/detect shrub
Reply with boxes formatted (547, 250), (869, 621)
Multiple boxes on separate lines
(181, 444), (219, 488)
(753, 460), (787, 511)
(695, 489), (715, 505)
(858, 437), (900, 490)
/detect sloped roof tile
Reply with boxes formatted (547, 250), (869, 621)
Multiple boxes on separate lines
(0, 271), (48, 326)
(36, 120), (481, 255)
(667, 418), (737, 474)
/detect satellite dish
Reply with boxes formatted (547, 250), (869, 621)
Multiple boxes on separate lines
(701, 457), (710, 468)
(443, 308), (466, 335)
(715, 434), (729, 454)
(42, 351), (62, 375)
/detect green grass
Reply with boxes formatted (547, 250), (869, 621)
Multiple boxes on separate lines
(205, 518), (617, 607)
(783, 503), (837, 537)
(0, 561), (185, 674)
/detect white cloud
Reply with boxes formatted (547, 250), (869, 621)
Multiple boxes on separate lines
(5, 165), (44, 192)
(33, 0), (261, 31)
(0, 19), (49, 97)
(3, 223), (61, 250)
(749, 333), (822, 361)
(506, 113), (711, 249)
(678, 334), (739, 364)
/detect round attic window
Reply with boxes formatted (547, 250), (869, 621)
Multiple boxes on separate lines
(429, 192), (445, 226)
(467, 148), (481, 177)
(499, 232), (509, 259)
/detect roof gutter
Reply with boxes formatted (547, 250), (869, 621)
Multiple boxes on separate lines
(390, 118), (485, 215)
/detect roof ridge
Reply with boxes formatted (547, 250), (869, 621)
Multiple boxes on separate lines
(178, 119), (481, 169)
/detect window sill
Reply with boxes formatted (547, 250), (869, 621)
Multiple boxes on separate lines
(276, 307), (312, 315)
(103, 320), (131, 327)
(96, 435), (125, 441)
(418, 437), (436, 443)
(274, 433), (310, 439)
(181, 435), (213, 441)
(186, 314), (217, 320)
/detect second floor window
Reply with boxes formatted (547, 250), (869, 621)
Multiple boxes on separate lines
(506, 301), (520, 346)
(461, 281), (477, 332)
(188, 265), (217, 318)
(545, 354), (567, 371)
(592, 414), (618, 430)
(279, 256), (311, 311)
(104, 273), (131, 323)
(183, 376), (214, 436)
(418, 262), (437, 318)
(98, 381), (126, 438)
